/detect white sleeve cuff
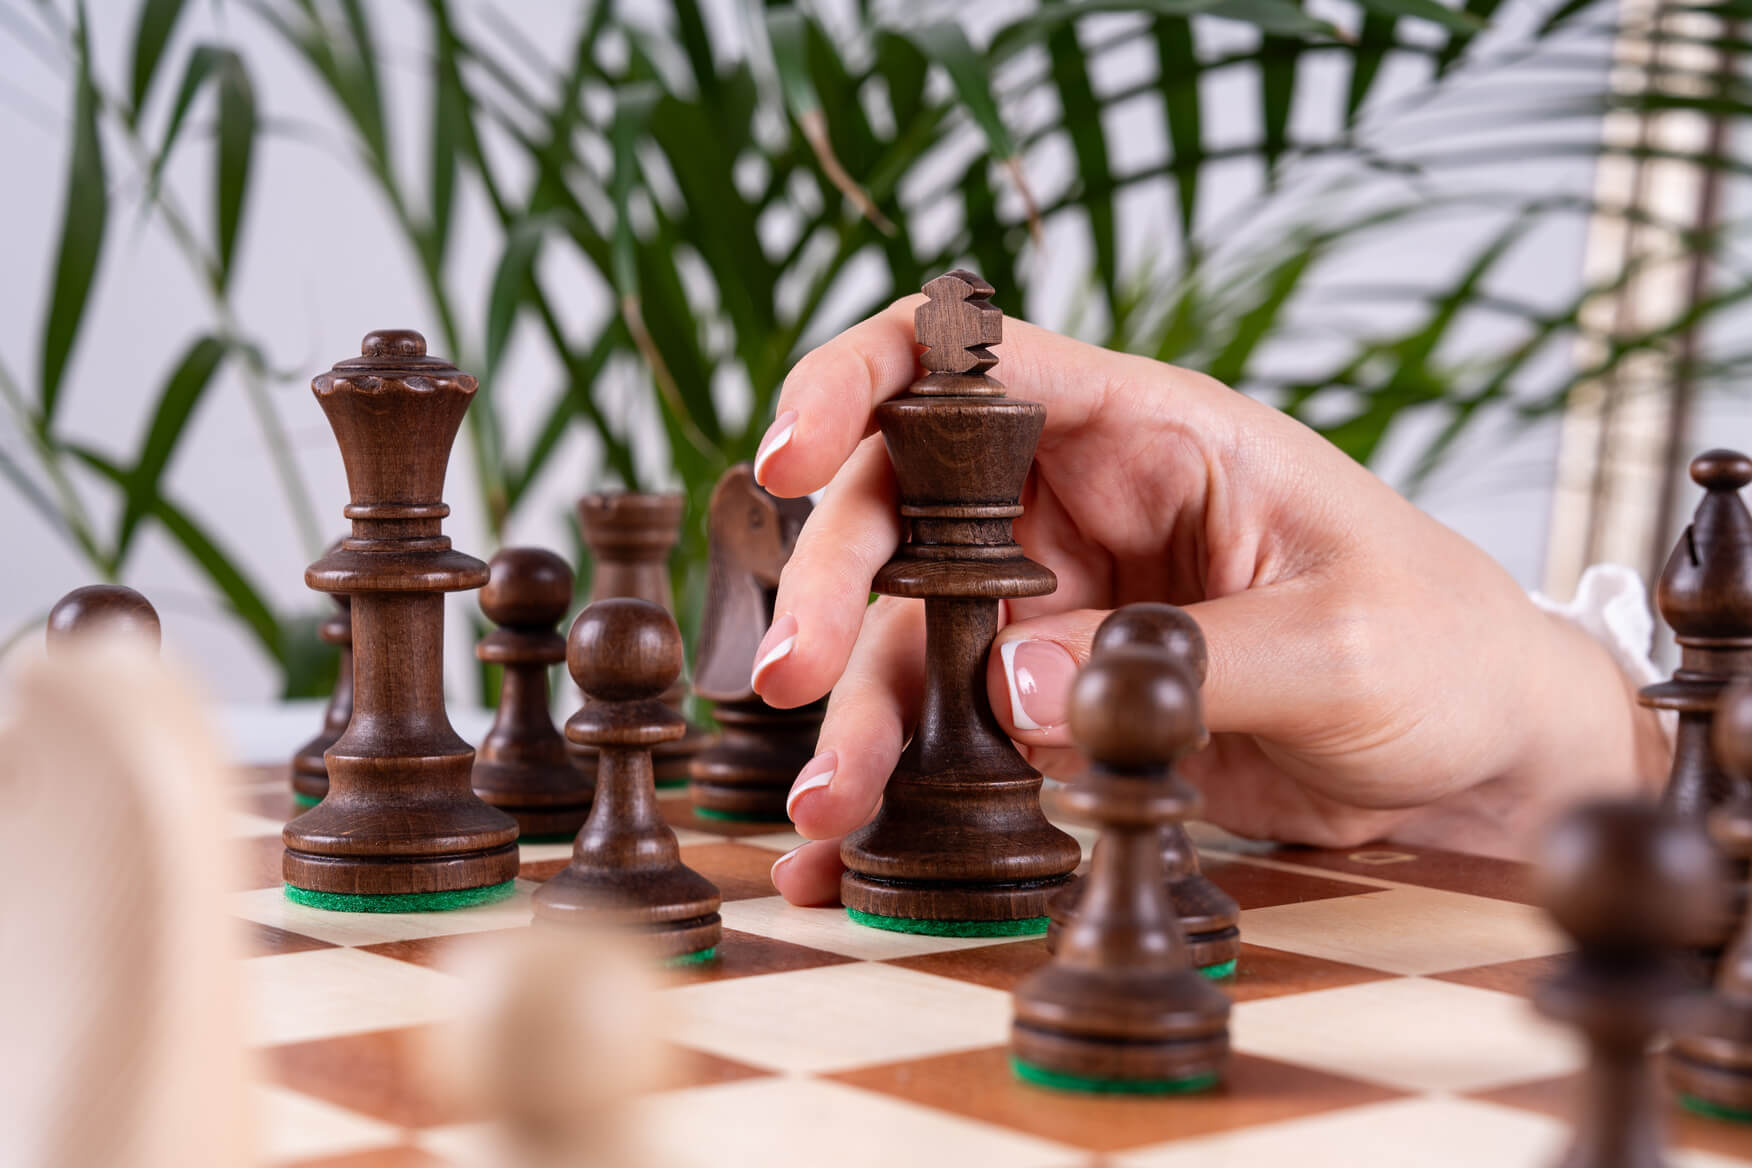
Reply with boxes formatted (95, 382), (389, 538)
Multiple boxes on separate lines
(1529, 562), (1667, 693)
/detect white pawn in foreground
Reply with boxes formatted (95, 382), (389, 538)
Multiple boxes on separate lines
(426, 927), (673, 1168)
(0, 633), (251, 1168)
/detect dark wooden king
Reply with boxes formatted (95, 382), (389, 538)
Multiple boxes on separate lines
(283, 330), (520, 901)
(690, 464), (824, 821)
(839, 270), (1080, 929)
(571, 491), (706, 787)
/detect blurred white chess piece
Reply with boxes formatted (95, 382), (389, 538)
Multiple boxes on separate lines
(428, 927), (673, 1168)
(0, 635), (250, 1168)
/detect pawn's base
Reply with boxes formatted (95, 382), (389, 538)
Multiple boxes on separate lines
(1011, 1055), (1219, 1096)
(847, 907), (1048, 937)
(1680, 1093), (1752, 1124)
(692, 804), (784, 823)
(284, 880), (515, 914)
(292, 791), (322, 810)
(1201, 959), (1238, 980)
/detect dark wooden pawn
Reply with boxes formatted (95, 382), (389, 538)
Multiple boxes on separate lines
(533, 598), (722, 960)
(840, 270), (1080, 930)
(1046, 604), (1240, 974)
(290, 592), (352, 806)
(46, 585), (161, 652)
(1535, 800), (1725, 1166)
(1669, 678), (1752, 1121)
(689, 464), (825, 821)
(1011, 645), (1230, 1090)
(284, 330), (519, 904)
(570, 491), (707, 787)
(472, 548), (593, 838)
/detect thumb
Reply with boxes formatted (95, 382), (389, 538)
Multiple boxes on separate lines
(987, 590), (1295, 746)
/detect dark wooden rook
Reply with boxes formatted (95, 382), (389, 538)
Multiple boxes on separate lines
(1535, 800), (1725, 1166)
(283, 330), (519, 903)
(1669, 678), (1752, 1121)
(1047, 604), (1240, 973)
(472, 547), (592, 838)
(290, 591), (352, 806)
(46, 585), (160, 652)
(1011, 644), (1231, 1090)
(533, 598), (722, 960)
(689, 464), (824, 821)
(840, 270), (1079, 930)
(571, 491), (706, 787)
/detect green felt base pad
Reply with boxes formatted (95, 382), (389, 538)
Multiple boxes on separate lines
(291, 792), (322, 809)
(284, 880), (516, 914)
(1680, 1093), (1752, 1124)
(692, 806), (785, 824)
(1011, 1056), (1220, 1095)
(847, 907), (1049, 937)
(1201, 959), (1238, 980)
(667, 946), (718, 966)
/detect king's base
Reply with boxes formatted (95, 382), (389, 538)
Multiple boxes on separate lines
(848, 907), (1047, 937)
(1010, 1024), (1227, 1095)
(532, 905), (723, 962)
(688, 780), (789, 823)
(284, 880), (515, 914)
(1670, 1044), (1752, 1122)
(282, 842), (521, 901)
(841, 870), (1069, 930)
(1048, 915), (1241, 974)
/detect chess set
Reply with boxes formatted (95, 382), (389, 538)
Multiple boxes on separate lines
(21, 272), (1752, 1166)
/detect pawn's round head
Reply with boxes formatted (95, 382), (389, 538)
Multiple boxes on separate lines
(1691, 448), (1752, 493)
(1538, 799), (1725, 953)
(46, 585), (161, 652)
(567, 598), (682, 702)
(1092, 604), (1207, 685)
(1068, 646), (1202, 769)
(481, 547), (574, 629)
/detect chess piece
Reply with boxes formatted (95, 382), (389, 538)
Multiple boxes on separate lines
(689, 464), (825, 821)
(283, 330), (519, 910)
(533, 599), (722, 961)
(1011, 643), (1231, 1092)
(290, 591), (352, 807)
(427, 928), (669, 1168)
(45, 584), (160, 651)
(3, 638), (249, 1168)
(472, 547), (593, 839)
(839, 270), (1080, 932)
(1641, 450), (1752, 822)
(1535, 800), (1725, 1166)
(572, 491), (707, 787)
(1669, 678), (1752, 1122)
(1046, 604), (1240, 976)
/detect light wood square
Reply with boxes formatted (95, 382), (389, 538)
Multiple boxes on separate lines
(244, 948), (461, 1047)
(254, 1084), (401, 1163)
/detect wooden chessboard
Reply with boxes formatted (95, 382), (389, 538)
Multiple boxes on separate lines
(228, 766), (1752, 1167)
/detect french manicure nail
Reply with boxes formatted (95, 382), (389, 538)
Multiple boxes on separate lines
(1000, 639), (1078, 731)
(751, 612), (798, 690)
(770, 846), (801, 885)
(753, 409), (798, 484)
(785, 751), (837, 820)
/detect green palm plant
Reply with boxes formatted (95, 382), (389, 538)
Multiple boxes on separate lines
(3, 0), (1745, 696)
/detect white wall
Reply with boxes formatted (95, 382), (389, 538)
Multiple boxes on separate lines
(0, 0), (1642, 703)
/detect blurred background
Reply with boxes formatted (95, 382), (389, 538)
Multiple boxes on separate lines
(1, 0), (1747, 706)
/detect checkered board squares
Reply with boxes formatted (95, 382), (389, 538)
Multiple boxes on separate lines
(228, 766), (1752, 1166)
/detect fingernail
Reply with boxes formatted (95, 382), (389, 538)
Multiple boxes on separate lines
(785, 751), (837, 820)
(770, 845), (802, 885)
(1000, 640), (1078, 731)
(751, 612), (798, 691)
(753, 410), (798, 484)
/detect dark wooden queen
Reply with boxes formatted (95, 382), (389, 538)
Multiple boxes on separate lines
(283, 330), (520, 904)
(839, 271), (1079, 930)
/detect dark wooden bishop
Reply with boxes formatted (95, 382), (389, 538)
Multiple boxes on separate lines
(1535, 801), (1725, 1167)
(690, 464), (824, 821)
(1669, 678), (1752, 1121)
(570, 491), (707, 787)
(1011, 643), (1230, 1089)
(1641, 450), (1752, 822)
(290, 590), (352, 806)
(840, 271), (1079, 928)
(1046, 604), (1240, 973)
(283, 330), (519, 901)
(471, 547), (593, 838)
(46, 585), (161, 651)
(532, 598), (722, 960)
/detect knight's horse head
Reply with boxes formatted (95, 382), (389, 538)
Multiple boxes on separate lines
(693, 464), (811, 702)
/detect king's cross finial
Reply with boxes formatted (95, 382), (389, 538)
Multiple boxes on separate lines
(916, 269), (1001, 376)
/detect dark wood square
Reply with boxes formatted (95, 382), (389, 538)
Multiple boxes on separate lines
(664, 928), (857, 985)
(359, 927), (533, 971)
(263, 1025), (467, 1128)
(679, 842), (782, 901)
(830, 1047), (1406, 1152)
(1270, 844), (1535, 905)
(1430, 954), (1568, 998)
(243, 921), (336, 958)
(233, 834), (287, 890)
(1475, 1068), (1752, 1159)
